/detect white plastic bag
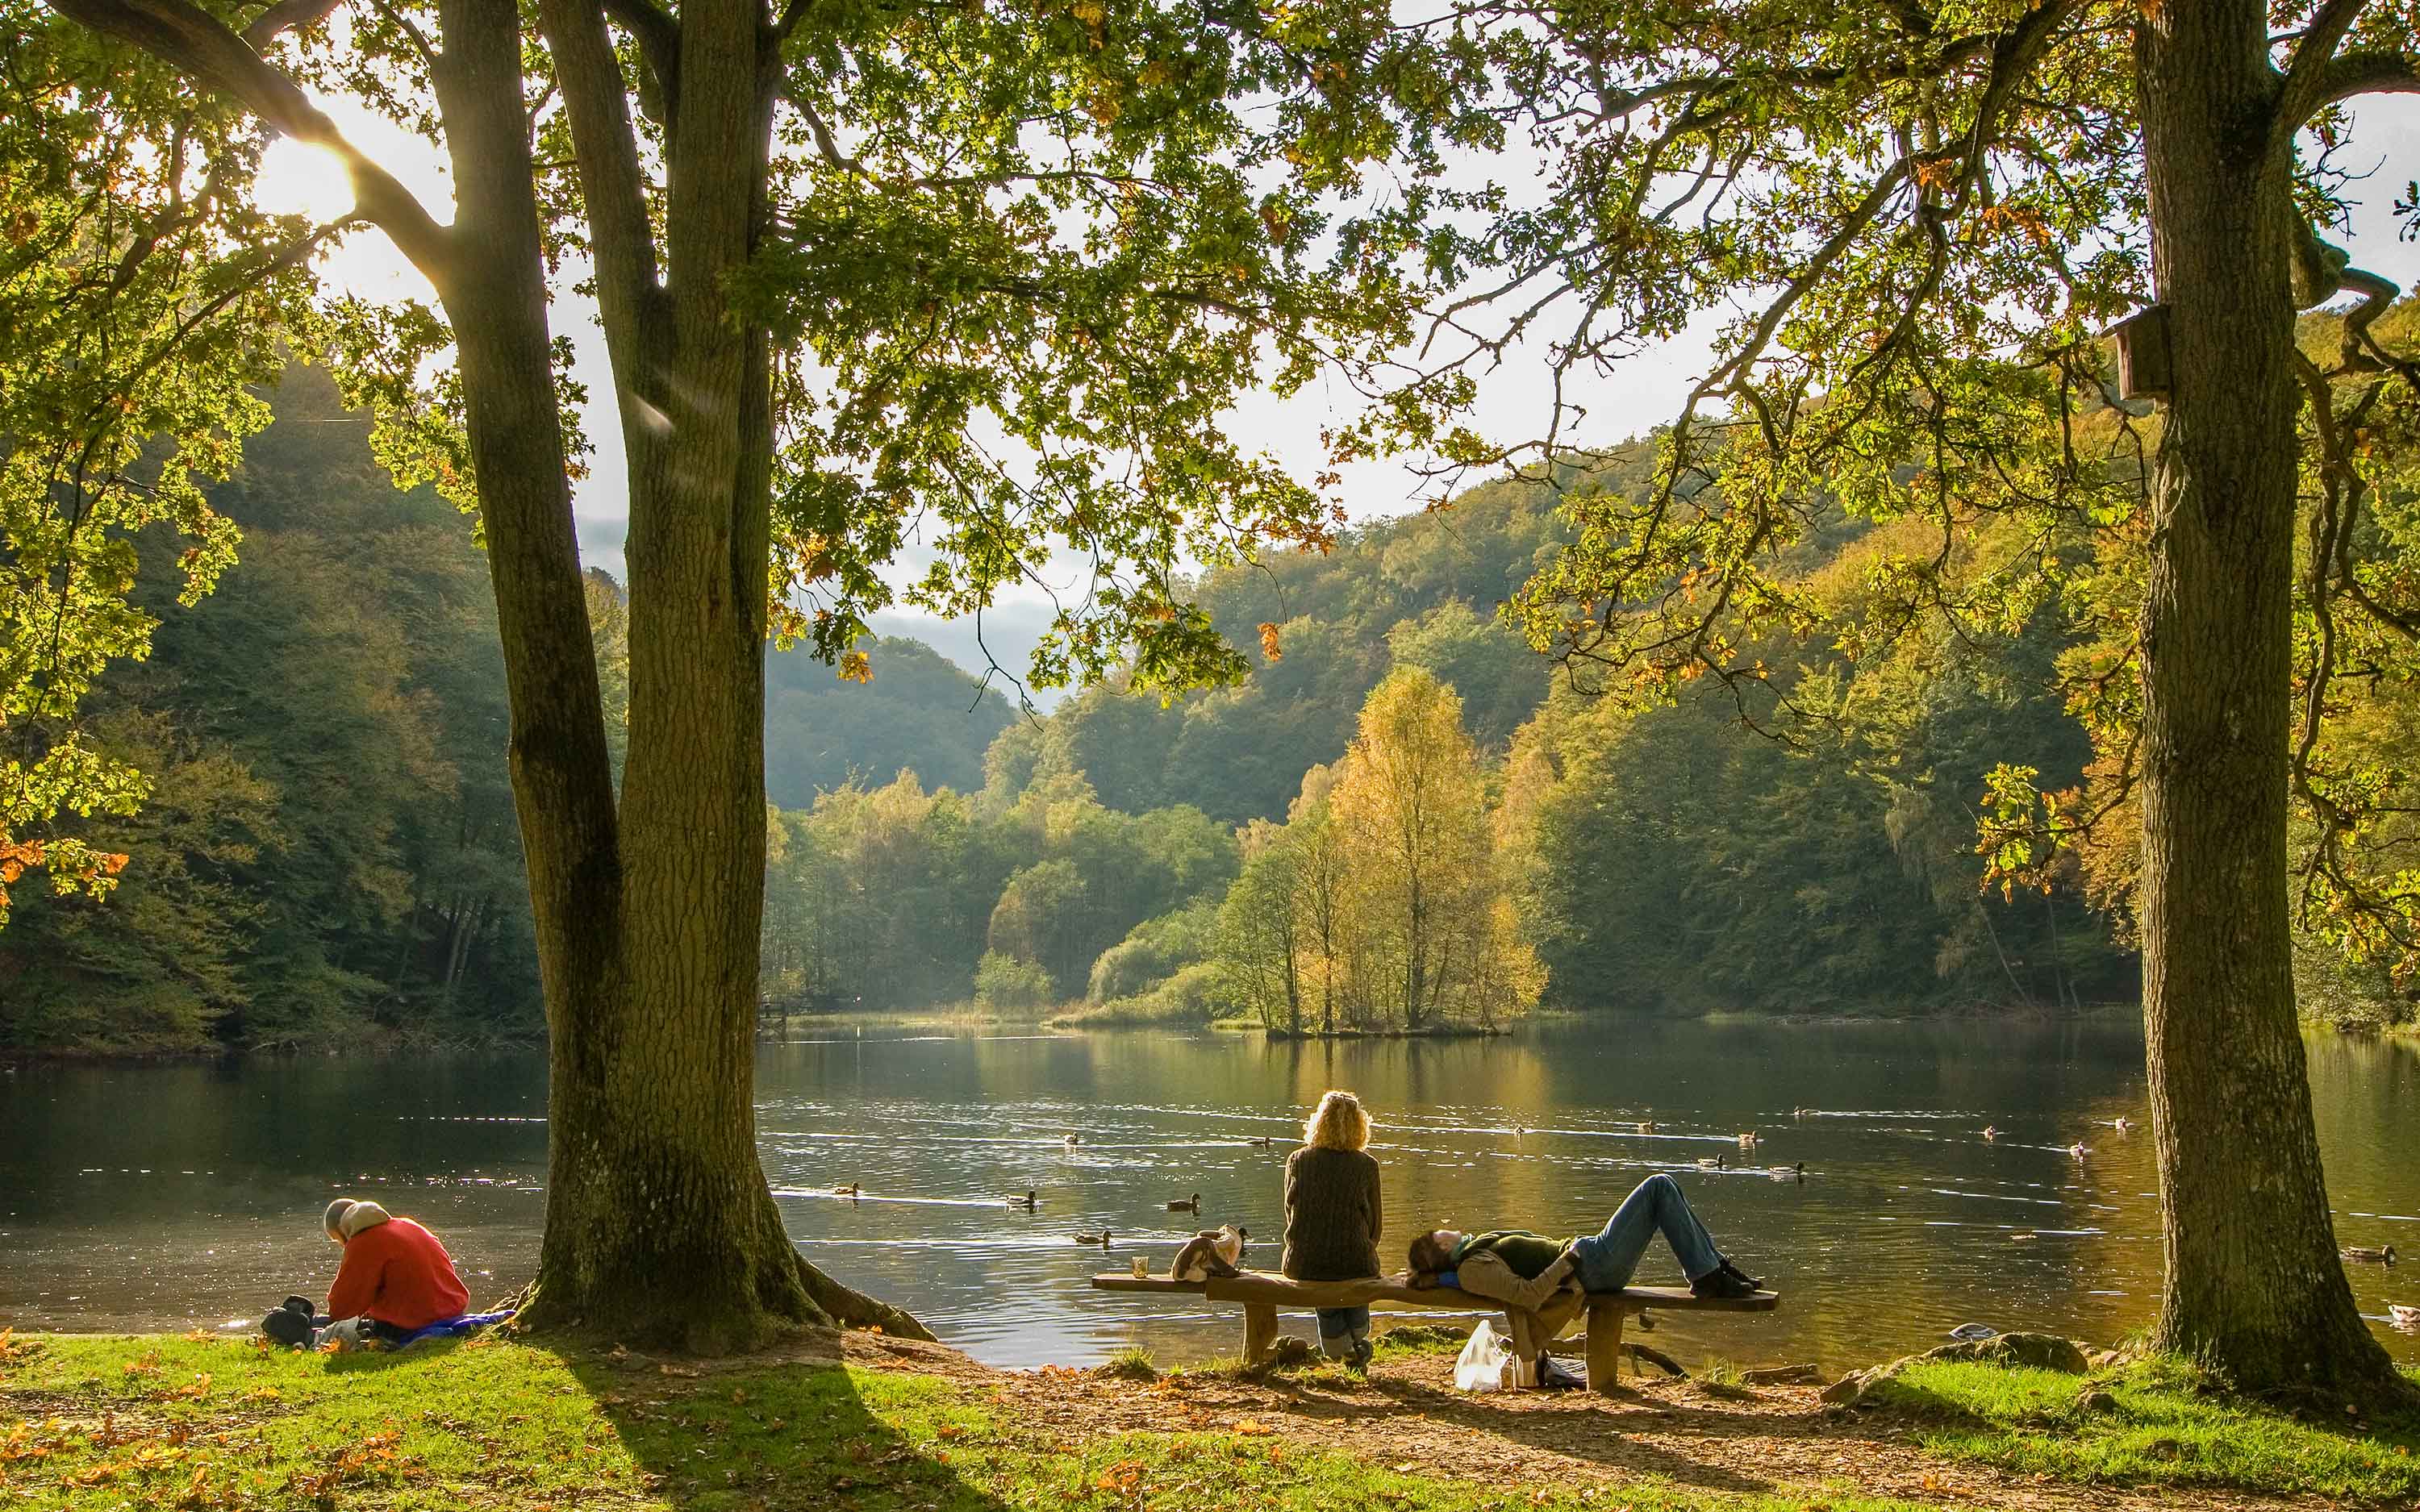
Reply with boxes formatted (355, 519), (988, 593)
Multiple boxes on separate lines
(1454, 1317), (1512, 1392)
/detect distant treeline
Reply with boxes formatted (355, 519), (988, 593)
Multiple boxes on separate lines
(2, 373), (2168, 1053)
(0, 369), (539, 1051)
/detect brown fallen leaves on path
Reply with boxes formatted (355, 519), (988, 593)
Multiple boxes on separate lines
(840, 1333), (2313, 1512)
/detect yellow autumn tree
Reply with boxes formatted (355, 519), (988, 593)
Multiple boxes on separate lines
(1329, 669), (1543, 1031)
(1287, 763), (1358, 1034)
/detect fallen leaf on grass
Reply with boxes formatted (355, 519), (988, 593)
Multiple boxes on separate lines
(659, 1364), (699, 1378)
(1229, 1419), (1274, 1436)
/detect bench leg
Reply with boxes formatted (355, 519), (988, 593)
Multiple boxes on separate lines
(1586, 1298), (1625, 1394)
(1241, 1303), (1279, 1366)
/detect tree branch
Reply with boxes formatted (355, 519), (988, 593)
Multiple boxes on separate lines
(598, 0), (679, 120)
(533, 0), (670, 379)
(2275, 0), (2379, 133)
(2307, 47), (2420, 116)
(44, 0), (456, 283)
(239, 0), (343, 48)
(786, 88), (862, 174)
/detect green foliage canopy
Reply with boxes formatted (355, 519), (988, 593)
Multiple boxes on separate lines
(0, 9), (321, 918)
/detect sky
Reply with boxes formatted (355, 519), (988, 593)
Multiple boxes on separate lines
(255, 82), (2420, 700)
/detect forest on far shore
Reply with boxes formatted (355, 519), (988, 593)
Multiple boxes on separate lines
(15, 352), (2418, 1054)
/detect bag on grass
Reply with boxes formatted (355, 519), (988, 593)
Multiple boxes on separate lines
(1453, 1317), (1512, 1393)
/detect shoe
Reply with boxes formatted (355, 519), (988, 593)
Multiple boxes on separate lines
(282, 1296), (315, 1317)
(1718, 1260), (1763, 1291)
(1689, 1264), (1759, 1300)
(261, 1307), (314, 1349)
(1348, 1336), (1373, 1373)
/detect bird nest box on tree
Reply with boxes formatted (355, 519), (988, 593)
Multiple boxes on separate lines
(2107, 304), (2172, 402)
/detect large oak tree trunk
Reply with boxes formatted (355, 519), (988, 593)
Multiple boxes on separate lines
(423, 0), (925, 1352)
(2132, 0), (2397, 1394)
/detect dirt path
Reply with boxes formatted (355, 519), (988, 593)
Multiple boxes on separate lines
(839, 1334), (2314, 1512)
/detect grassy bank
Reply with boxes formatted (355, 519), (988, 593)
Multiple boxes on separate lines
(1860, 1353), (2420, 1501)
(10, 1330), (2420, 1510)
(2, 1330), (1916, 1512)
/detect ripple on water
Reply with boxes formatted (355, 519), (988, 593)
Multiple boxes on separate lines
(6, 1018), (2416, 1368)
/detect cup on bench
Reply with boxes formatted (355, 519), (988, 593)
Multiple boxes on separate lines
(1131, 1256), (1150, 1279)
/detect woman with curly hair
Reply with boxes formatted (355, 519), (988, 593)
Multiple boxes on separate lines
(1280, 1089), (1383, 1368)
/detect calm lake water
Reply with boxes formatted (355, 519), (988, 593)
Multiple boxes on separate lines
(5, 1018), (2417, 1373)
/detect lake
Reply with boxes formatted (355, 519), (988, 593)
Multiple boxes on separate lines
(5, 1018), (2417, 1373)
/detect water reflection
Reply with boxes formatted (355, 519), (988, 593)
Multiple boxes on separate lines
(3, 1021), (2414, 1372)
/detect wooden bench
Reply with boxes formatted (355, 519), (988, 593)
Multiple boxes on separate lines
(1091, 1269), (1779, 1394)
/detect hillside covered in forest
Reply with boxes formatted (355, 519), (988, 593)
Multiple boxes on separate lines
(5, 369), (2159, 1052)
(0, 373), (1018, 1052)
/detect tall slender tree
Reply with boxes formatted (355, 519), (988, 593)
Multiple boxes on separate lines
(1329, 667), (1500, 1028)
(1216, 816), (1304, 1032)
(29, 0), (1460, 1347)
(1433, 0), (2420, 1393)
(1288, 764), (1350, 1034)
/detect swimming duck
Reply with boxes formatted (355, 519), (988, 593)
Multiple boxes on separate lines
(1166, 1193), (1200, 1214)
(1737, 1131), (1760, 1148)
(1063, 1133), (1082, 1147)
(1769, 1163), (1805, 1182)
(1636, 1120), (1655, 1134)
(2067, 1142), (2089, 1159)
(1074, 1230), (1112, 1247)
(1981, 1126), (1999, 1140)
(2343, 1244), (2397, 1264)
(1250, 1135), (1275, 1148)
(2105, 1116), (2134, 1132)
(1006, 1189), (1038, 1210)
(2390, 1303), (2420, 1326)
(832, 1182), (862, 1198)
(1791, 1107), (1813, 1119)
(1695, 1155), (1725, 1170)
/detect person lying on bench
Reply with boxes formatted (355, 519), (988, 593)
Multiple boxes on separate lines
(1405, 1173), (1763, 1307)
(261, 1198), (470, 1349)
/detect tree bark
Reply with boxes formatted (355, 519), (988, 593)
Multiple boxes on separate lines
(2133, 0), (2400, 1395)
(411, 0), (925, 1351)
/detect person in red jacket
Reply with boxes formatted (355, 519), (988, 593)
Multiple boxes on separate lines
(261, 1198), (470, 1349)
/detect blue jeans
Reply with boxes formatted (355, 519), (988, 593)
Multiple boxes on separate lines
(1567, 1173), (1723, 1290)
(1316, 1306), (1368, 1351)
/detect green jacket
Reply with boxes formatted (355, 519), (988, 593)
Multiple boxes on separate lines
(1454, 1230), (1569, 1277)
(1450, 1229), (1580, 1313)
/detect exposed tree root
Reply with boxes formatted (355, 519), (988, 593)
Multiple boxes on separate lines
(795, 1252), (935, 1342)
(501, 1254), (933, 1353)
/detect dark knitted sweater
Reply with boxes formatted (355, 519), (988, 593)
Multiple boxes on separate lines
(1281, 1145), (1383, 1281)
